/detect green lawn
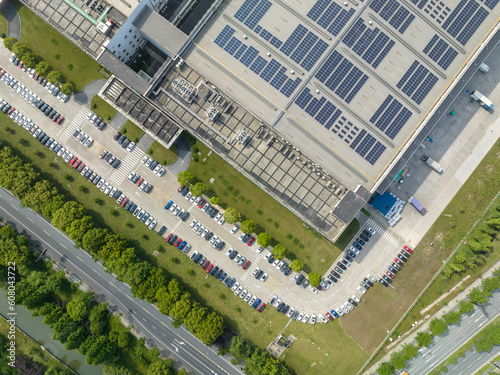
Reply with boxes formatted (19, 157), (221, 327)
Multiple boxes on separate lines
(334, 219), (359, 250)
(120, 120), (144, 142)
(16, 2), (104, 91)
(91, 95), (117, 121)
(147, 141), (178, 165)
(0, 11), (8, 36)
(188, 140), (347, 274)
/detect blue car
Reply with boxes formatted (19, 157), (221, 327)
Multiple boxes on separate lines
(388, 266), (398, 274)
(128, 204), (137, 213)
(330, 309), (340, 318)
(253, 299), (262, 309)
(227, 278), (236, 288)
(219, 272), (226, 281)
(178, 241), (186, 250)
(223, 276), (231, 285)
(352, 242), (362, 250)
(210, 266), (219, 276)
(164, 200), (173, 210)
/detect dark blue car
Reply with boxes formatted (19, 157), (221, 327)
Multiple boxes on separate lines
(219, 272), (226, 281)
(352, 242), (362, 250)
(210, 266), (219, 276)
(388, 266), (398, 274)
(164, 200), (173, 210)
(330, 309), (340, 318)
(178, 241), (186, 250)
(227, 278), (236, 288)
(253, 299), (261, 309)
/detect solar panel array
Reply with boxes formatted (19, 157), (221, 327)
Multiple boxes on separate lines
(279, 25), (329, 71)
(295, 88), (386, 165)
(315, 51), (369, 104)
(423, 34), (459, 70)
(410, 0), (429, 8)
(306, 0), (356, 36)
(234, 0), (272, 29)
(441, 0), (490, 45)
(482, 0), (500, 9)
(369, 95), (413, 139)
(342, 18), (395, 69)
(396, 60), (438, 105)
(214, 26), (302, 97)
(369, 0), (415, 34)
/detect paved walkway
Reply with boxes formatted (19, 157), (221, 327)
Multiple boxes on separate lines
(73, 79), (108, 107)
(1, 0), (21, 39)
(108, 111), (127, 131)
(166, 134), (191, 175)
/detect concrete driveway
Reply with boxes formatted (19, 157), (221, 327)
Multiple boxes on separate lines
(0, 0), (21, 39)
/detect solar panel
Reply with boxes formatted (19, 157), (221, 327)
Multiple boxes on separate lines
(389, 6), (410, 29)
(295, 88), (313, 108)
(280, 78), (302, 97)
(234, 0), (259, 22)
(375, 100), (402, 131)
(249, 56), (268, 74)
(356, 134), (376, 157)
(343, 18), (365, 48)
(402, 64), (429, 96)
(280, 25), (308, 56)
(385, 107), (412, 138)
(410, 0), (429, 9)
(363, 33), (389, 65)
(315, 101), (337, 125)
(423, 35), (439, 54)
(370, 0), (387, 13)
(456, 7), (489, 45)
(260, 58), (281, 81)
(446, 1), (479, 38)
(350, 129), (367, 149)
(325, 59), (353, 92)
(317, 2), (341, 29)
(437, 47), (459, 69)
(327, 8), (356, 36)
(324, 109), (342, 130)
(316, 50), (342, 82)
(234, 44), (248, 59)
(379, 0), (400, 21)
(301, 40), (328, 71)
(396, 60), (418, 89)
(270, 36), (283, 49)
(254, 25), (262, 34)
(335, 67), (363, 99)
(370, 95), (393, 124)
(305, 97), (326, 117)
(442, 0), (467, 30)
(345, 74), (368, 103)
(270, 66), (288, 90)
(372, 40), (395, 68)
(365, 142), (386, 165)
(214, 25), (235, 47)
(398, 14), (414, 33)
(484, 0), (500, 9)
(240, 46), (259, 67)
(353, 27), (377, 56)
(428, 39), (449, 61)
(411, 73), (438, 104)
(260, 29), (273, 41)
(307, 0), (332, 21)
(290, 31), (318, 64)
(224, 37), (242, 55)
(244, 0), (272, 30)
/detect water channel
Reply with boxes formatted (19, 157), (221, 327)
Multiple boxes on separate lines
(0, 292), (103, 375)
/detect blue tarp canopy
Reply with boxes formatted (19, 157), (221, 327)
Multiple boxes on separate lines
(370, 192), (397, 216)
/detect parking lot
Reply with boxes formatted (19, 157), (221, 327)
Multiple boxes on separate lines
(0, 47), (416, 323)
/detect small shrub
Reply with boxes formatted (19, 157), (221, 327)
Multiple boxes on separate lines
(78, 185), (85, 192)
(155, 244), (162, 252)
(218, 293), (226, 300)
(257, 209), (264, 215)
(0, 33), (6, 39)
(186, 269), (194, 276)
(55, 54), (61, 60)
(106, 116), (111, 121)
(49, 162), (55, 168)
(132, 137), (138, 142)
(64, 174), (71, 180)
(231, 358), (241, 365)
(171, 257), (178, 263)
(192, 155), (199, 162)
(192, 146), (199, 153)
(68, 64), (74, 71)
(235, 306), (241, 312)
(148, 149), (153, 155)
(125, 222), (132, 227)
(51, 38), (58, 44)
(202, 282), (210, 288)
(4, 126), (10, 131)
(274, 222), (280, 229)
(161, 159), (166, 164)
(286, 234), (293, 239)
(109, 209), (117, 216)
(122, 128), (127, 134)
(141, 234), (148, 239)
(91, 102), (97, 109)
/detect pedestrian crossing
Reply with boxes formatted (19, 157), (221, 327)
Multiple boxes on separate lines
(59, 108), (87, 142)
(108, 150), (142, 186)
(241, 252), (266, 281)
(365, 219), (401, 247)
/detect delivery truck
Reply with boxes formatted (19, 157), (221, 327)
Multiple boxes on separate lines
(409, 197), (426, 214)
(470, 90), (494, 111)
(421, 156), (443, 173)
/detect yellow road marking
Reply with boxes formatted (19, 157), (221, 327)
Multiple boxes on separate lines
(161, 322), (168, 328)
(142, 307), (151, 315)
(43, 230), (51, 237)
(76, 256), (83, 262)
(126, 295), (133, 301)
(180, 335), (229, 374)
(27, 217), (33, 222)
(109, 282), (117, 288)
(10, 204), (17, 211)
(93, 268), (98, 273)
(59, 243), (67, 249)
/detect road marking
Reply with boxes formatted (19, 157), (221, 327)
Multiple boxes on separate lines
(142, 307), (151, 315)
(10, 204), (17, 211)
(76, 256), (83, 262)
(109, 282), (117, 288)
(142, 318), (146, 322)
(59, 243), (67, 249)
(179, 335), (230, 375)
(43, 230), (51, 237)
(161, 322), (168, 328)
(93, 268), (98, 273)
(27, 217), (33, 222)
(126, 295), (133, 301)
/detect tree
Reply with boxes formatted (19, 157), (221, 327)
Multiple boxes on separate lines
(474, 324), (500, 352)
(429, 318), (448, 336)
(416, 331), (432, 348)
(191, 182), (205, 197)
(401, 343), (418, 360)
(36, 61), (52, 78)
(443, 310), (461, 325)
(67, 216), (94, 245)
(241, 220), (256, 234)
(272, 244), (288, 260)
(22, 52), (37, 69)
(257, 232), (272, 247)
(459, 299), (474, 314)
(82, 228), (109, 257)
(183, 303), (206, 335)
(47, 70), (64, 84)
(82, 335), (117, 365)
(64, 326), (87, 350)
(169, 293), (191, 321)
(102, 364), (134, 375)
(3, 37), (18, 50)
(177, 171), (194, 186)
(40, 194), (65, 219)
(390, 350), (407, 370)
(290, 259), (303, 272)
(61, 81), (77, 95)
(377, 362), (395, 375)
(99, 233), (127, 261)
(223, 207), (241, 224)
(66, 293), (93, 322)
(52, 201), (86, 233)
(133, 266), (167, 303)
(12, 43), (31, 60)
(196, 311), (224, 345)
(308, 272), (321, 287)
(229, 336), (253, 359)
(482, 276), (500, 293)
(118, 332), (130, 348)
(468, 287), (491, 305)
(52, 314), (79, 344)
(22, 180), (58, 212)
(89, 303), (108, 336)
(210, 196), (219, 205)
(148, 360), (174, 375)
(487, 218), (500, 230)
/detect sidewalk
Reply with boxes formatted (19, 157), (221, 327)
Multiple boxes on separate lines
(365, 258), (500, 374)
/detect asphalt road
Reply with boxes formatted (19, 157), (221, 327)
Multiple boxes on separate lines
(406, 290), (500, 375)
(0, 0), (21, 39)
(0, 188), (242, 375)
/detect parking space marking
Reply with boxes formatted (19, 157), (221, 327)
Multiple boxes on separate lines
(59, 108), (86, 142)
(263, 276), (281, 292)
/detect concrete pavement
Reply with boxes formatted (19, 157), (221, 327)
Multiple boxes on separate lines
(0, 0), (21, 39)
(0, 188), (243, 375)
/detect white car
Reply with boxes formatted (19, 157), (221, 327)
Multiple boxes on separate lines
(248, 296), (257, 306)
(234, 285), (243, 296)
(157, 168), (166, 177)
(97, 179), (105, 189)
(367, 227), (375, 234)
(139, 181), (148, 191)
(169, 203), (177, 212)
(194, 222), (201, 232)
(173, 206), (181, 216)
(141, 155), (149, 164)
(128, 172), (136, 181)
(218, 217), (225, 225)
(209, 235), (218, 245)
(345, 302), (354, 310)
(185, 191), (192, 200)
(80, 166), (89, 176)
(126, 142), (135, 152)
(367, 274), (377, 283)
(341, 305), (350, 314)
(309, 286), (318, 294)
(104, 185), (112, 195)
(286, 307), (295, 318)
(145, 157), (153, 167)
(357, 286), (366, 294)
(231, 282), (240, 292)
(244, 294), (252, 303)
(100, 181), (109, 192)
(276, 260), (284, 269)
(215, 212), (223, 221)
(133, 206), (142, 216)
(145, 216), (153, 226)
(201, 228), (209, 237)
(252, 267), (260, 276)
(234, 254), (242, 263)
(318, 314), (328, 323)
(197, 226), (205, 235)
(231, 224), (239, 234)
(335, 308), (344, 316)
(226, 248), (234, 257)
(310, 315), (317, 325)
(177, 208), (185, 218)
(302, 314), (310, 323)
(190, 219), (197, 228)
(149, 220), (157, 230)
(137, 210), (145, 220)
(57, 147), (65, 157)
(194, 196), (201, 205)
(352, 295), (360, 303)
(154, 164), (162, 175)
(109, 187), (117, 197)
(202, 202), (210, 212)
(297, 312), (304, 321)
(239, 290), (247, 299)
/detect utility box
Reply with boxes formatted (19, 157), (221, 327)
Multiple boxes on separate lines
(479, 63), (489, 73)
(470, 90), (494, 111)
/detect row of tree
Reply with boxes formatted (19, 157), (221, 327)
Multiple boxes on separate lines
(177, 171), (312, 281)
(3, 37), (76, 95)
(0, 144), (224, 345)
(229, 336), (291, 375)
(0, 223), (177, 374)
(377, 270), (500, 374)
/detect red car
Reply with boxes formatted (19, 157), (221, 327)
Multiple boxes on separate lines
(206, 264), (214, 273)
(242, 260), (251, 270)
(113, 132), (121, 140)
(197, 199), (206, 208)
(135, 177), (144, 187)
(73, 160), (81, 169)
(386, 270), (394, 279)
(394, 258), (404, 267)
(202, 260), (210, 269)
(6, 107), (15, 115)
(120, 198), (129, 207)
(247, 236), (256, 246)
(166, 233), (173, 242)
(325, 312), (334, 321)
(69, 156), (78, 165)
(174, 238), (182, 247)
(257, 303), (266, 312)
(177, 185), (184, 193)
(33, 74), (39, 80)
(56, 116), (65, 125)
(0, 69), (4, 77)
(18, 61), (23, 68)
(403, 245), (413, 254)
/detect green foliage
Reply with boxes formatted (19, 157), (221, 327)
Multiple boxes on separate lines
(148, 360), (174, 375)
(36, 61), (52, 78)
(459, 299), (475, 314)
(244, 348), (292, 375)
(401, 343), (419, 360)
(443, 311), (461, 325)
(210, 196), (220, 205)
(3, 37), (18, 51)
(416, 331), (433, 348)
(468, 287), (491, 305)
(390, 350), (407, 370)
(377, 362), (395, 375)
(429, 318), (448, 336)
(117, 332), (130, 348)
(89, 303), (108, 336)
(257, 232), (272, 247)
(241, 220), (256, 234)
(61, 81), (76, 95)
(47, 70), (64, 84)
(482, 275), (500, 292)
(191, 182), (205, 197)
(290, 259), (303, 272)
(272, 244), (288, 260)
(22, 52), (37, 69)
(66, 292), (93, 322)
(52, 201), (85, 232)
(223, 207), (241, 224)
(474, 321), (500, 352)
(177, 170), (194, 186)
(12, 43), (31, 60)
(229, 336), (253, 359)
(0, 224), (34, 267)
(308, 272), (321, 287)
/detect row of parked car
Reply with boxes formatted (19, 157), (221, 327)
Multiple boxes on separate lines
(73, 128), (94, 148)
(141, 154), (166, 177)
(113, 131), (137, 152)
(87, 111), (107, 131)
(381, 245), (413, 287)
(0, 68), (65, 124)
(128, 171), (154, 194)
(9, 54), (70, 102)
(99, 149), (122, 169)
